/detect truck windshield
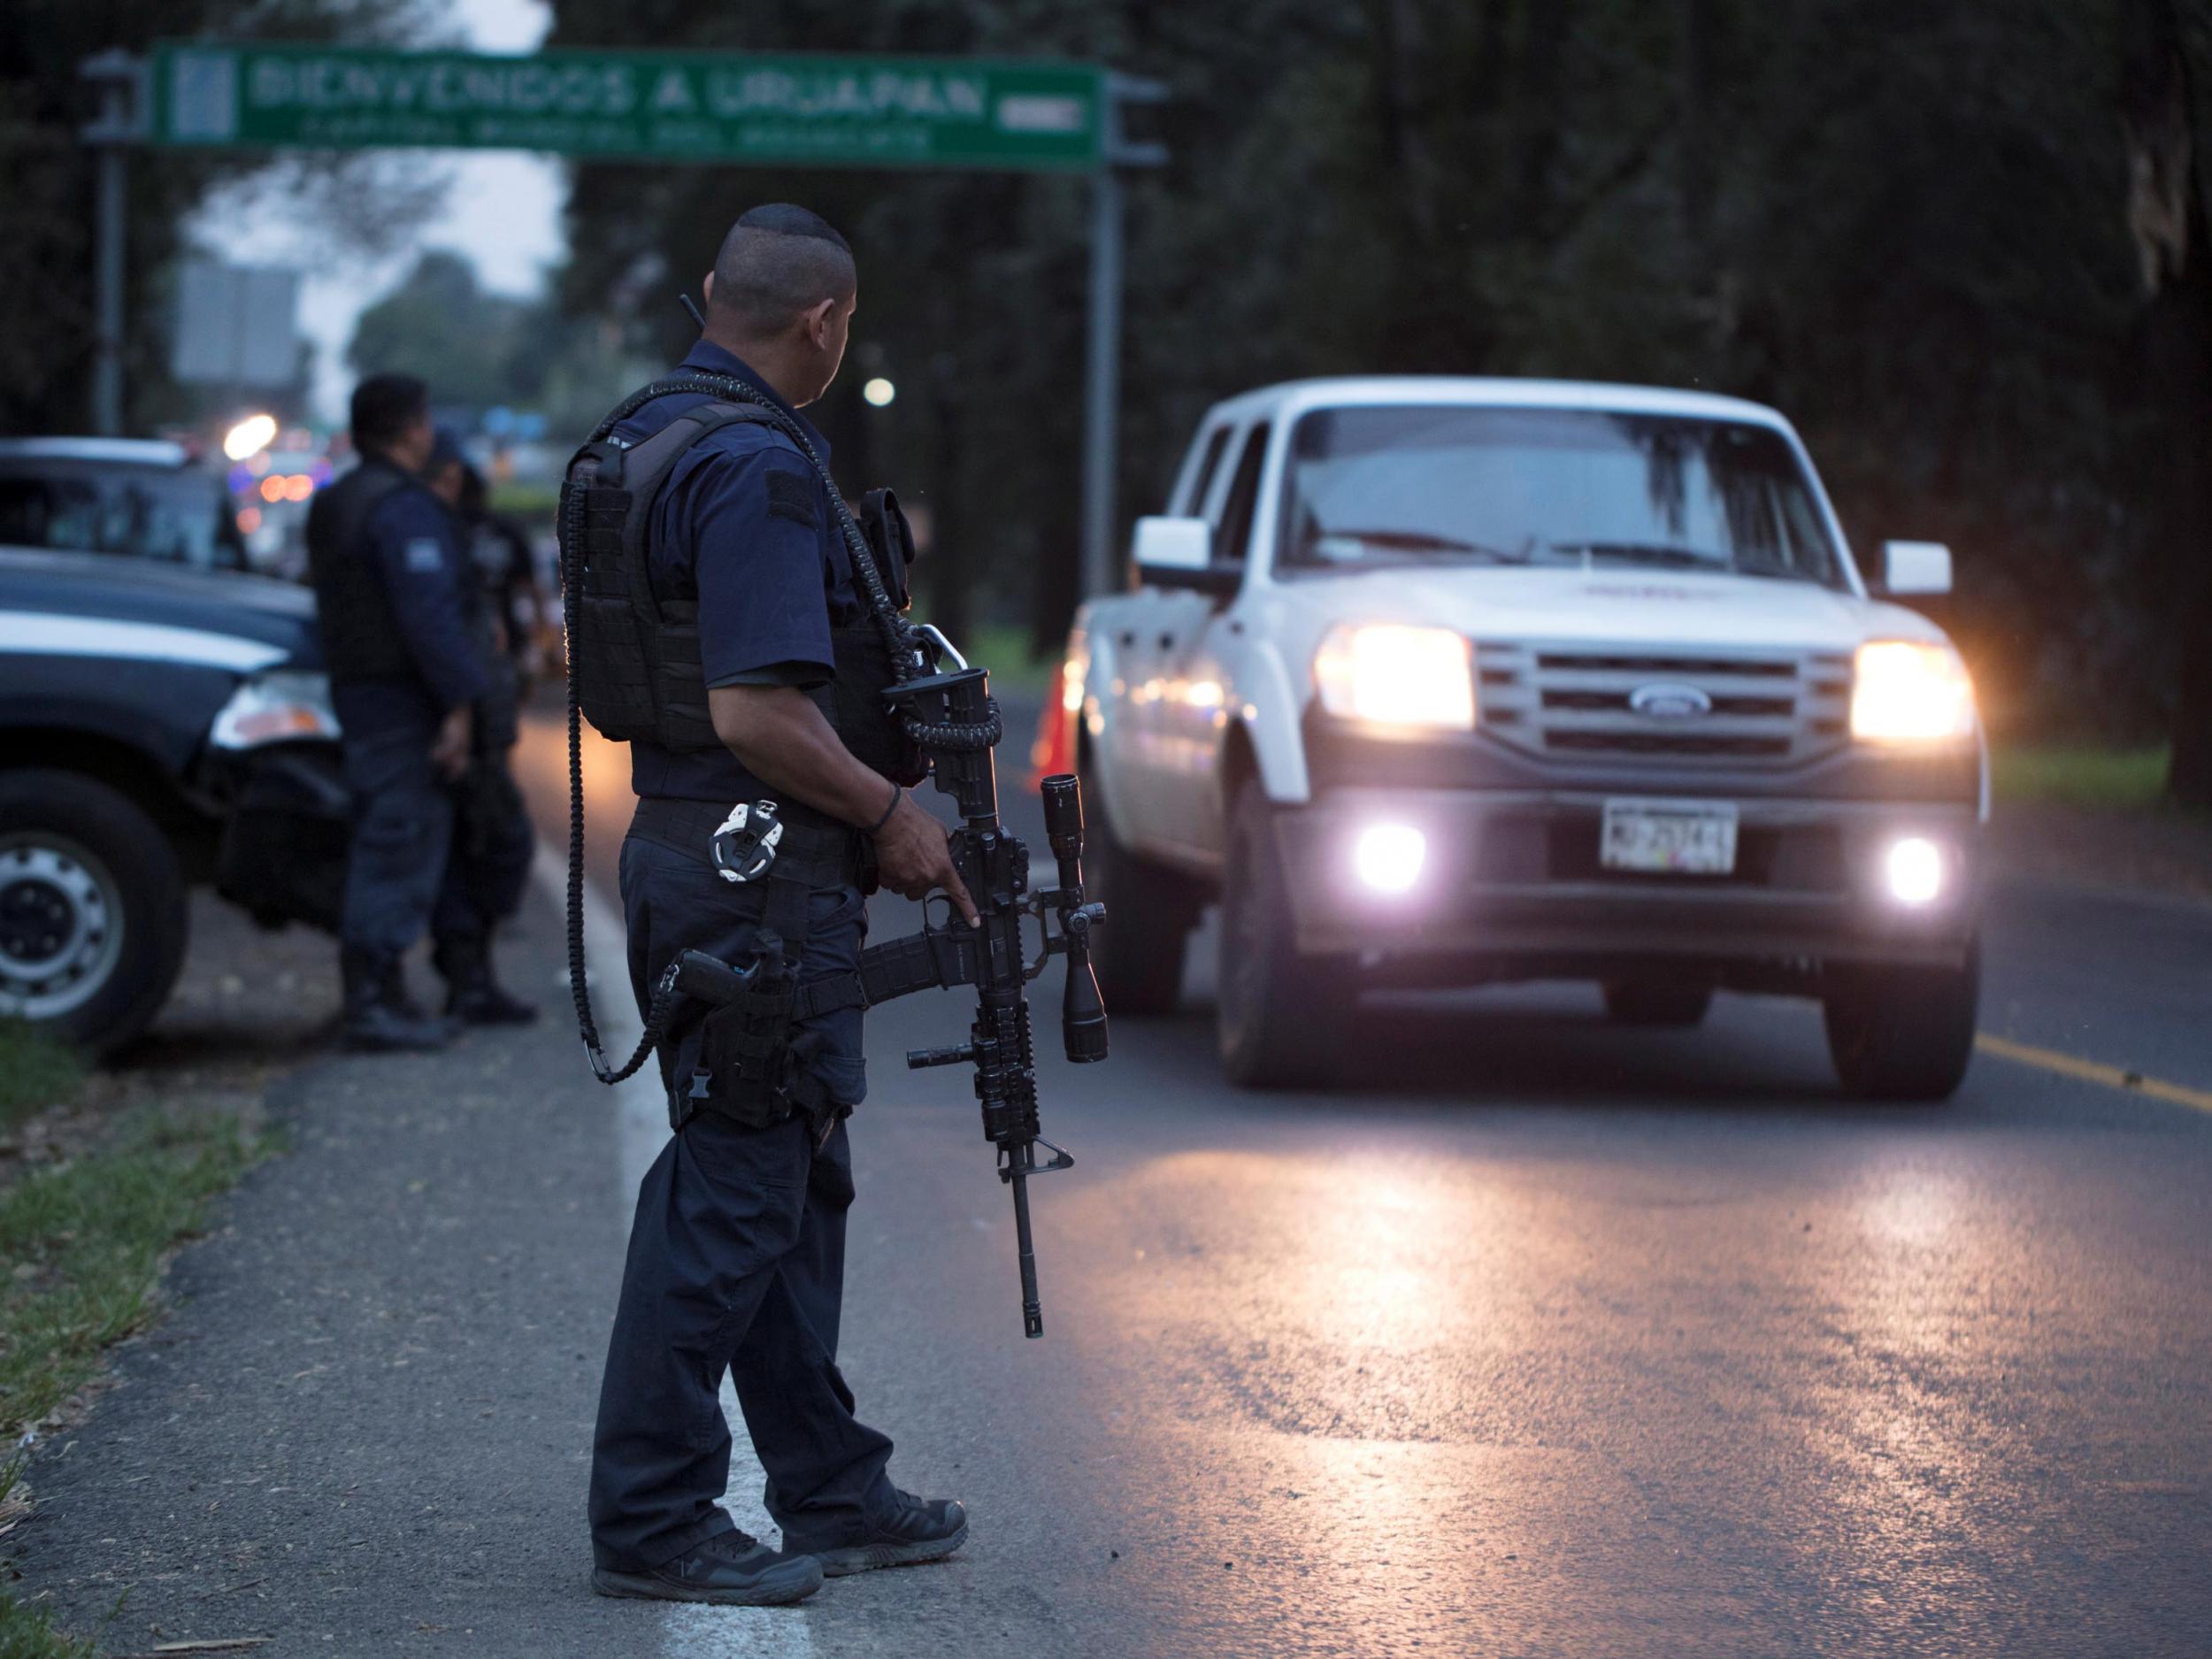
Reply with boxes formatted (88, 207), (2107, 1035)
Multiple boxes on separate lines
(1279, 406), (1846, 588)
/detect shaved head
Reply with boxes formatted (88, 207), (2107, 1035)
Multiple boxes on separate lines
(707, 204), (856, 336)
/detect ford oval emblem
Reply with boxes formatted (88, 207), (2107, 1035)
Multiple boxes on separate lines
(1629, 682), (1714, 718)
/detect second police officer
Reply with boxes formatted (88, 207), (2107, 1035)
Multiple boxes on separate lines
(307, 376), (533, 1050)
(579, 204), (976, 1606)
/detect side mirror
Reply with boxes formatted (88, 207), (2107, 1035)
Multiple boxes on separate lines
(1878, 540), (1953, 596)
(1131, 516), (1238, 596)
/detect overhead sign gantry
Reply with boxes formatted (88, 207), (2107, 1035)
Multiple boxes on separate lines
(82, 41), (1165, 595)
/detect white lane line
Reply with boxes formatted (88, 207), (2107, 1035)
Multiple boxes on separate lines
(532, 848), (818, 1656)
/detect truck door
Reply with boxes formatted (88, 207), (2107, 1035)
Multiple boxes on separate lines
(1153, 419), (1270, 855)
(1102, 420), (1234, 859)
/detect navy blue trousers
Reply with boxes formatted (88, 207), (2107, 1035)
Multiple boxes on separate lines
(588, 831), (895, 1571)
(333, 692), (534, 962)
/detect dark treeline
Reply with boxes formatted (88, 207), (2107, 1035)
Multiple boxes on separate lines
(550, 0), (2212, 801)
(8, 3), (2208, 795)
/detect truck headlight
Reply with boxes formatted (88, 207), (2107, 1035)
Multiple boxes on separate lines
(210, 671), (342, 751)
(1313, 624), (1475, 733)
(1850, 641), (1976, 745)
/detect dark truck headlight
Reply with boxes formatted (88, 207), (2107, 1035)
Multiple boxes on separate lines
(208, 671), (341, 751)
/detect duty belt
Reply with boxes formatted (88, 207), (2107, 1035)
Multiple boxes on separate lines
(626, 795), (862, 888)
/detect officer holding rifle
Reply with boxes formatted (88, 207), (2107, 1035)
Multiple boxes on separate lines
(580, 205), (974, 1607)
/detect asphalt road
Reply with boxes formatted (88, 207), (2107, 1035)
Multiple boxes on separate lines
(20, 706), (2212, 1658)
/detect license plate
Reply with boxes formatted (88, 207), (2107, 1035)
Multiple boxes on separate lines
(1600, 798), (1740, 875)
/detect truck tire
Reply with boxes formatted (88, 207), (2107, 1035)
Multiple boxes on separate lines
(0, 770), (188, 1055)
(1602, 979), (1714, 1027)
(1079, 769), (1196, 1016)
(1217, 786), (1349, 1089)
(1822, 941), (1980, 1102)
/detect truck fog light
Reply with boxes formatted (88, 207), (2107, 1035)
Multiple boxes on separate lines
(1885, 835), (1944, 905)
(1354, 824), (1426, 895)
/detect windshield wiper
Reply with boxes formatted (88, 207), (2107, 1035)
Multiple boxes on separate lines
(1310, 527), (1532, 564)
(1546, 541), (1827, 585)
(1547, 540), (1717, 569)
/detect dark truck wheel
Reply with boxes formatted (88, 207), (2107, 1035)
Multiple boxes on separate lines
(0, 771), (188, 1054)
(1822, 940), (1980, 1102)
(1217, 786), (1349, 1089)
(1602, 979), (1715, 1027)
(1080, 768), (1198, 1016)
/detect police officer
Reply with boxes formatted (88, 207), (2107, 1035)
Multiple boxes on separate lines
(583, 205), (974, 1607)
(419, 431), (538, 1025)
(306, 376), (490, 1051)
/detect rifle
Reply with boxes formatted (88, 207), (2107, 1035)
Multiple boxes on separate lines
(666, 661), (1107, 1340)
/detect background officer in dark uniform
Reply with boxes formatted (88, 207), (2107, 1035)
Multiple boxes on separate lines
(419, 430), (538, 1025)
(586, 205), (975, 1608)
(306, 376), (490, 1051)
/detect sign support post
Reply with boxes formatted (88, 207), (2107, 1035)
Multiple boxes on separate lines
(81, 50), (146, 438)
(1080, 75), (1168, 602)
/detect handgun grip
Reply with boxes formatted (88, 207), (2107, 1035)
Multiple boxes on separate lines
(673, 949), (753, 1007)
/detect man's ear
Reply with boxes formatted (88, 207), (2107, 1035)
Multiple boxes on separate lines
(802, 296), (836, 347)
(702, 272), (716, 309)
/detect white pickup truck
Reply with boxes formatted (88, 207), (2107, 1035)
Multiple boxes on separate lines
(1037, 377), (1985, 1097)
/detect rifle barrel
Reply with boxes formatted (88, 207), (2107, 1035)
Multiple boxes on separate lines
(1008, 1143), (1045, 1339)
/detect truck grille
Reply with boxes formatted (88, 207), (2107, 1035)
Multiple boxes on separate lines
(1475, 641), (1852, 765)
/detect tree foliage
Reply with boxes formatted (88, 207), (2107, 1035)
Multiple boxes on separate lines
(0, 0), (442, 437)
(347, 249), (657, 437)
(543, 0), (2212, 774)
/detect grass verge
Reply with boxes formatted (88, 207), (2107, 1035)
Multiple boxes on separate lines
(959, 621), (1056, 699)
(0, 1575), (97, 1659)
(0, 1111), (265, 1438)
(1990, 744), (2171, 811)
(1, 1095), (265, 1655)
(0, 1025), (83, 1140)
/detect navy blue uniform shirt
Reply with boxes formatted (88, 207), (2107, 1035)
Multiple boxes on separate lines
(613, 340), (862, 803)
(338, 479), (493, 733)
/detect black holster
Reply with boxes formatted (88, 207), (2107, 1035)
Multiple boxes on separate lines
(630, 795), (859, 1137)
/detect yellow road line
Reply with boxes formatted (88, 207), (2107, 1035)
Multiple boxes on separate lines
(1976, 1033), (2212, 1114)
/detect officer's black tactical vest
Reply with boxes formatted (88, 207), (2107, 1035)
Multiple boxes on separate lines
(305, 457), (419, 685)
(563, 393), (920, 781)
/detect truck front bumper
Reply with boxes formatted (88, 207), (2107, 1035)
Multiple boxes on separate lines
(1274, 787), (1981, 972)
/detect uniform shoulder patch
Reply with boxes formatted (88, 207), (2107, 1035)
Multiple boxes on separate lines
(403, 536), (444, 572)
(764, 466), (820, 529)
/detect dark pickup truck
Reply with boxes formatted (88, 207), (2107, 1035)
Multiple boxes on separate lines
(1, 546), (348, 1050)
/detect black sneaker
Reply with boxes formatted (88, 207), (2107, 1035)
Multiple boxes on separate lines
(798, 1492), (968, 1578)
(592, 1529), (823, 1606)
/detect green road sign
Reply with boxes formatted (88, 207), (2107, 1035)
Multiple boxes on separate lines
(148, 41), (1103, 171)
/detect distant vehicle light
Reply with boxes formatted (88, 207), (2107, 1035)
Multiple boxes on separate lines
(1313, 624), (1475, 732)
(863, 378), (896, 407)
(237, 507), (262, 533)
(258, 475), (285, 503)
(282, 473), (313, 502)
(1885, 835), (1944, 905)
(222, 413), (278, 462)
(1851, 641), (1976, 744)
(1353, 823), (1426, 895)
